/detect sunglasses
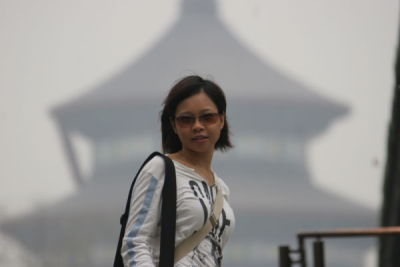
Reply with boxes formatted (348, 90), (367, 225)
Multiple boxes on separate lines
(174, 113), (221, 128)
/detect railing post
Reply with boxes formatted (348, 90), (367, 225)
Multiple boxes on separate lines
(313, 239), (325, 267)
(298, 236), (307, 267)
(281, 227), (400, 267)
(279, 246), (291, 267)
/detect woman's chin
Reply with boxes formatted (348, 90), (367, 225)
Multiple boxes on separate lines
(187, 146), (213, 154)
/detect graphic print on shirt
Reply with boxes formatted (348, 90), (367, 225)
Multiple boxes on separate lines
(191, 245), (207, 265)
(188, 180), (231, 266)
(210, 236), (222, 266)
(189, 181), (208, 225)
(213, 209), (231, 241)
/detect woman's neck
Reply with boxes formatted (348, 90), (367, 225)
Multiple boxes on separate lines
(172, 149), (214, 171)
(171, 149), (216, 186)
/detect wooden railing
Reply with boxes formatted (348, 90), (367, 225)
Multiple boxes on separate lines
(278, 227), (400, 267)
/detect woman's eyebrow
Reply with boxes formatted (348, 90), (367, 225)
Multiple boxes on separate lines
(176, 108), (214, 116)
(176, 111), (194, 116)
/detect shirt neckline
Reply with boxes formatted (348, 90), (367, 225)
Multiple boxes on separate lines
(171, 159), (217, 187)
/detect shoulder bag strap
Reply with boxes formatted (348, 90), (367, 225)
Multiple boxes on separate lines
(113, 152), (176, 267)
(158, 153), (177, 267)
(174, 183), (224, 263)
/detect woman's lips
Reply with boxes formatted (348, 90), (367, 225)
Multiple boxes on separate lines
(192, 136), (208, 142)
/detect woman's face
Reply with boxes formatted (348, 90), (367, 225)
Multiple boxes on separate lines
(172, 92), (224, 155)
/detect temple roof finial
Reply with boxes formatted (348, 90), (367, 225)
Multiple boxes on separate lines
(181, 0), (217, 15)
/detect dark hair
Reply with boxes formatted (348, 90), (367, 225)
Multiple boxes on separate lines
(161, 75), (233, 153)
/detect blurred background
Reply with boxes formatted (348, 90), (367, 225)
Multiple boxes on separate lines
(0, 0), (398, 266)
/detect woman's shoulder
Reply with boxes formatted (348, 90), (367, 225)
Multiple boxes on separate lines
(141, 154), (167, 175)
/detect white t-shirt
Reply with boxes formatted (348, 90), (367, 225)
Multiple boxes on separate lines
(121, 155), (235, 267)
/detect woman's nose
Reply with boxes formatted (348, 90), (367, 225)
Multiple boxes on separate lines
(192, 118), (205, 130)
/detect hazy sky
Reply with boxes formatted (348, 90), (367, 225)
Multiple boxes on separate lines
(0, 0), (398, 219)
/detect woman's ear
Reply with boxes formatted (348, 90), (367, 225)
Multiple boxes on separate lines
(219, 114), (225, 130)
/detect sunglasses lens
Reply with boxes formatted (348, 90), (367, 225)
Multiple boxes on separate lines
(175, 113), (220, 128)
(175, 116), (194, 127)
(200, 113), (219, 125)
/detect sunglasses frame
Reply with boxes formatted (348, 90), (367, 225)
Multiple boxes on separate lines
(173, 112), (222, 128)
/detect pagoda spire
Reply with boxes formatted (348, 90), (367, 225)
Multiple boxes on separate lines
(181, 0), (217, 16)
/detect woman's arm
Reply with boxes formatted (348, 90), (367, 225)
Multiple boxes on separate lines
(121, 156), (165, 267)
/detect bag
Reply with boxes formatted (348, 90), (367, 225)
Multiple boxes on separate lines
(113, 152), (176, 267)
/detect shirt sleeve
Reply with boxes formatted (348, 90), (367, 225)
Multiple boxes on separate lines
(121, 156), (165, 267)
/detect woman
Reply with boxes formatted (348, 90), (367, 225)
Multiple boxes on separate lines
(121, 75), (235, 266)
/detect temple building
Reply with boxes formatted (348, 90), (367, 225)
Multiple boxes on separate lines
(2, 0), (375, 266)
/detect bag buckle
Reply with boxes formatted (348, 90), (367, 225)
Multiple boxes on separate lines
(210, 211), (218, 227)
